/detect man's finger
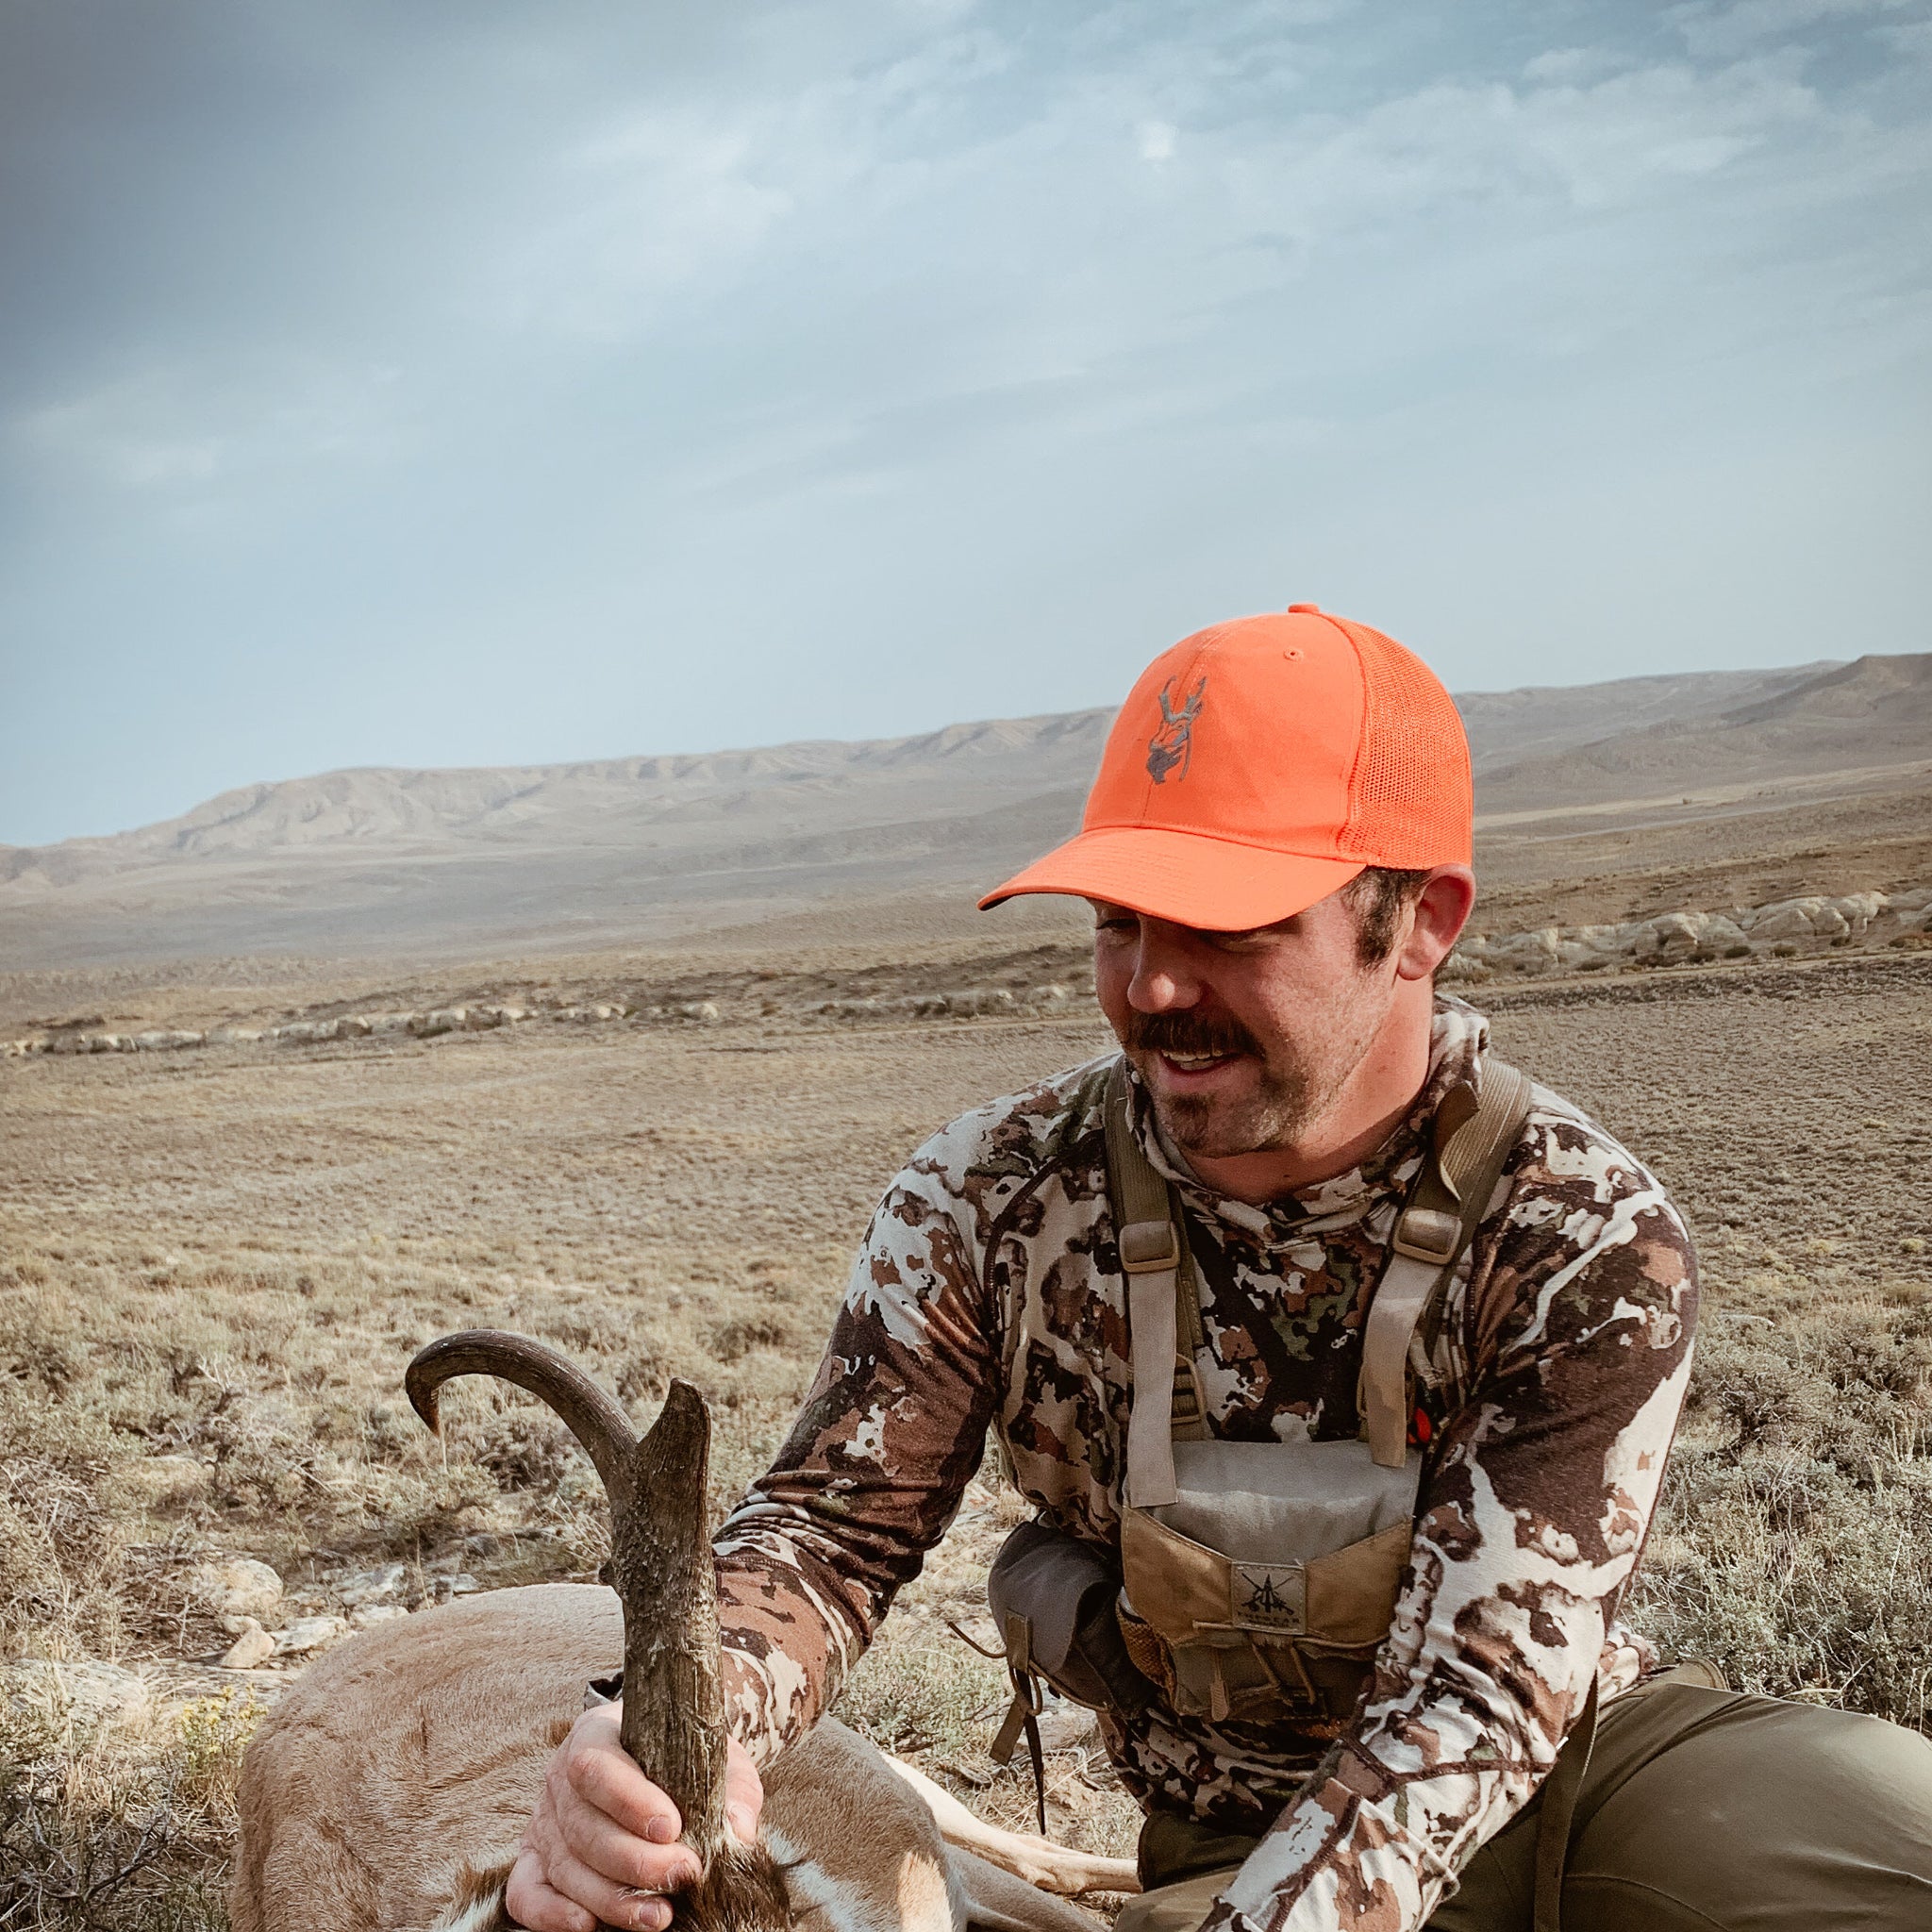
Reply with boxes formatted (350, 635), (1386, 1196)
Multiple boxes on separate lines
(504, 1846), (598, 1932)
(526, 1841), (675, 1932)
(551, 1772), (700, 1894)
(562, 1730), (685, 1846)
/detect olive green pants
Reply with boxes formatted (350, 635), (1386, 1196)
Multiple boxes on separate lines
(1117, 1682), (1932, 1931)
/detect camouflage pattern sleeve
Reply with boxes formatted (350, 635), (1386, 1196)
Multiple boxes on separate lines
(707, 1113), (1013, 1764)
(1204, 1095), (1699, 1932)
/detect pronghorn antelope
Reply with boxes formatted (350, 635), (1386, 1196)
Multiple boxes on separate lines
(232, 1331), (1134, 1932)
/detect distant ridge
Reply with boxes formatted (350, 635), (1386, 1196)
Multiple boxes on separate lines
(1477, 654), (1932, 812)
(0, 710), (1119, 886)
(1, 661), (1840, 877)
(8, 654), (1924, 972)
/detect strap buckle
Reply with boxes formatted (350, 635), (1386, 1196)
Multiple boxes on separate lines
(1391, 1205), (1460, 1265)
(1119, 1220), (1180, 1274)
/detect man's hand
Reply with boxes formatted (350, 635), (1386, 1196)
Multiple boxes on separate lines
(505, 1702), (765, 1932)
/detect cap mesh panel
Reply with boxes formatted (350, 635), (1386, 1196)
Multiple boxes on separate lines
(1332, 618), (1473, 864)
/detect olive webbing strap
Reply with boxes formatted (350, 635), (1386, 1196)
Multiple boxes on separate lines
(1105, 1060), (1207, 1511)
(1359, 1059), (1534, 1468)
(1533, 1676), (1599, 1932)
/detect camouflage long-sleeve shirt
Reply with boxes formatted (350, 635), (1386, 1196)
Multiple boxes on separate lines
(713, 998), (1698, 1930)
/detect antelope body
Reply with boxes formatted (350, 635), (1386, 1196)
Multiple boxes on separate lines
(232, 1334), (1131, 1932)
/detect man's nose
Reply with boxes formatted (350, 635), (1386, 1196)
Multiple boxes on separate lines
(1127, 928), (1202, 1012)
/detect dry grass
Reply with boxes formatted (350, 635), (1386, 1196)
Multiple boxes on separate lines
(1, 943), (1927, 1924)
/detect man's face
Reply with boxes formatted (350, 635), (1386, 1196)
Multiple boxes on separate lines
(1091, 886), (1398, 1165)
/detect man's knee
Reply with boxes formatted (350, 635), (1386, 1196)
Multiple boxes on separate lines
(1115, 1869), (1240, 1932)
(1572, 1690), (1932, 1926)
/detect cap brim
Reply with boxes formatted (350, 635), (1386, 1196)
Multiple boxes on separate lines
(979, 827), (1365, 930)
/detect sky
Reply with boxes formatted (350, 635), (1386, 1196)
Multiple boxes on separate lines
(3, 0), (1928, 846)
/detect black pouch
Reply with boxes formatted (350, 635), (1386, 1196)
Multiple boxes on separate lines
(986, 1519), (1156, 1718)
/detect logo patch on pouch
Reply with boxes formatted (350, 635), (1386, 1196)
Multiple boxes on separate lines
(1231, 1562), (1306, 1634)
(1145, 675), (1206, 784)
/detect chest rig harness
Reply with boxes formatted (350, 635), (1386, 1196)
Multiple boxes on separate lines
(985, 1056), (1599, 1927)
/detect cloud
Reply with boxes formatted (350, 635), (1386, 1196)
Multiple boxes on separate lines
(15, 359), (407, 492)
(1, 0), (1928, 844)
(1667, 0), (1919, 59)
(1138, 119), (1178, 161)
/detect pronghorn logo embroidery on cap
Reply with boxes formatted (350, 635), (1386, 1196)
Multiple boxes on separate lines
(1146, 675), (1206, 784)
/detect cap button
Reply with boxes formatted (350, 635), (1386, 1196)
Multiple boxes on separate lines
(1286, 602), (1321, 613)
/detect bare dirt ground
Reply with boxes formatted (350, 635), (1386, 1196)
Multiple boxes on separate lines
(4, 924), (1930, 1923)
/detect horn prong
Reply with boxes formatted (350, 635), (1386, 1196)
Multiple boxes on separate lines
(612, 1378), (730, 1853)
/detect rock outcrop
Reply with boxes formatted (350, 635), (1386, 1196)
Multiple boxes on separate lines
(1441, 887), (1930, 986)
(6, 885), (1926, 1057)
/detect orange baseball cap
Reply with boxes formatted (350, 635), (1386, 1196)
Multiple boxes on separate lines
(980, 604), (1471, 930)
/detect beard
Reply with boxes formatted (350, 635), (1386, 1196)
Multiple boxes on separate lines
(1122, 993), (1382, 1163)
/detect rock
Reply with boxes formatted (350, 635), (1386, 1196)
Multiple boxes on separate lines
(348, 1604), (409, 1630)
(1833, 891), (1887, 933)
(134, 1029), (204, 1050)
(206, 1024), (265, 1045)
(275, 1615), (349, 1656)
(219, 1621), (276, 1670)
(1487, 928), (1565, 974)
(365, 1012), (414, 1035)
(809, 997), (882, 1021)
(1034, 1704), (1100, 1752)
(1635, 910), (1749, 963)
(188, 1556), (285, 1623)
(334, 1562), (407, 1608)
(1437, 951), (1493, 984)
(1570, 922), (1644, 962)
(4, 1659), (150, 1729)
(676, 1001), (721, 1024)
(335, 1015), (372, 1039)
(947, 989), (1018, 1017)
(274, 1019), (339, 1043)
(431, 1573), (481, 1604)
(1744, 896), (1843, 941)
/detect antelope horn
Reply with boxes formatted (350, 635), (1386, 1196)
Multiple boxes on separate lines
(404, 1332), (772, 1916)
(407, 1329), (641, 1513)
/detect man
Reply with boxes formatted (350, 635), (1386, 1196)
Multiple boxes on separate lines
(508, 608), (1932, 1932)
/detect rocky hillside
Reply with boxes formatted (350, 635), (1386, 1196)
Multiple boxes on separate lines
(1479, 654), (1932, 811)
(7, 654), (1925, 971)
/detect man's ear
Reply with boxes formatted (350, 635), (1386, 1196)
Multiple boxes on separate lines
(1397, 866), (1476, 981)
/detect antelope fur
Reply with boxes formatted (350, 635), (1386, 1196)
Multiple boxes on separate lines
(233, 1583), (1115, 1932)
(232, 1330), (1128, 1932)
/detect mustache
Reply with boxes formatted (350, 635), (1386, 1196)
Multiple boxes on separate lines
(1124, 1008), (1261, 1059)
